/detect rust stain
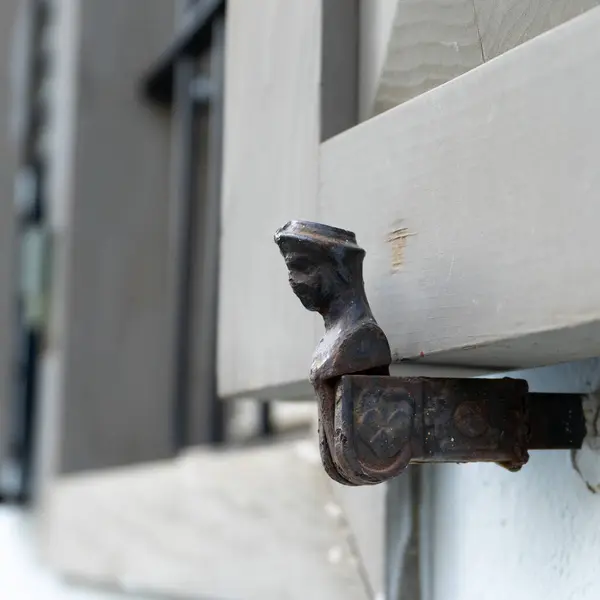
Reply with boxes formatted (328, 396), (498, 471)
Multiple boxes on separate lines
(387, 228), (416, 271)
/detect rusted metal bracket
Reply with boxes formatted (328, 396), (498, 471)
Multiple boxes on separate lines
(274, 220), (586, 486)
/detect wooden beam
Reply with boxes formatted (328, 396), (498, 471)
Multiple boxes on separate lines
(0, 0), (19, 469)
(358, 0), (398, 121)
(373, 0), (484, 116)
(218, 0), (358, 398)
(221, 364), (501, 400)
(319, 7), (600, 371)
(474, 0), (600, 60)
(372, 0), (600, 117)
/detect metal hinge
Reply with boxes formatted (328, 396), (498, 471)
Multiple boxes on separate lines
(274, 220), (586, 486)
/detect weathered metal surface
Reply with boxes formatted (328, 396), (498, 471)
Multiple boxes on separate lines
(274, 220), (585, 485)
(274, 221), (391, 485)
(337, 375), (530, 478)
(527, 393), (586, 450)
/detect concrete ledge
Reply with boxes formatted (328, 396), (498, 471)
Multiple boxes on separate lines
(40, 440), (370, 600)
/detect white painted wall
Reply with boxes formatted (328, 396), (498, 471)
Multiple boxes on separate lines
(424, 360), (600, 600)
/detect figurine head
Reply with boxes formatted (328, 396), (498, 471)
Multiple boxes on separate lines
(274, 220), (365, 313)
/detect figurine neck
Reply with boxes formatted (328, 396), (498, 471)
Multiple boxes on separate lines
(321, 288), (372, 331)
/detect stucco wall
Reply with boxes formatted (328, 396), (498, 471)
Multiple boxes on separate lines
(426, 359), (600, 600)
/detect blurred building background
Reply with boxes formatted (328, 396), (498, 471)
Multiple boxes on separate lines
(1, 1), (600, 600)
(0, 1), (367, 598)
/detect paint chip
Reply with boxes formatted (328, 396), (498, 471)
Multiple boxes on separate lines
(324, 501), (343, 520)
(327, 546), (343, 564)
(387, 228), (416, 271)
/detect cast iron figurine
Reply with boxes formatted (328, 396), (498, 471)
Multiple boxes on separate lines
(274, 221), (407, 485)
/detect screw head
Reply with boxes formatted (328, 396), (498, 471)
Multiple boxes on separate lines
(454, 401), (488, 438)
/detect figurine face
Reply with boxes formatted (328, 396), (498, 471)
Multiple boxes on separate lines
(283, 250), (331, 312)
